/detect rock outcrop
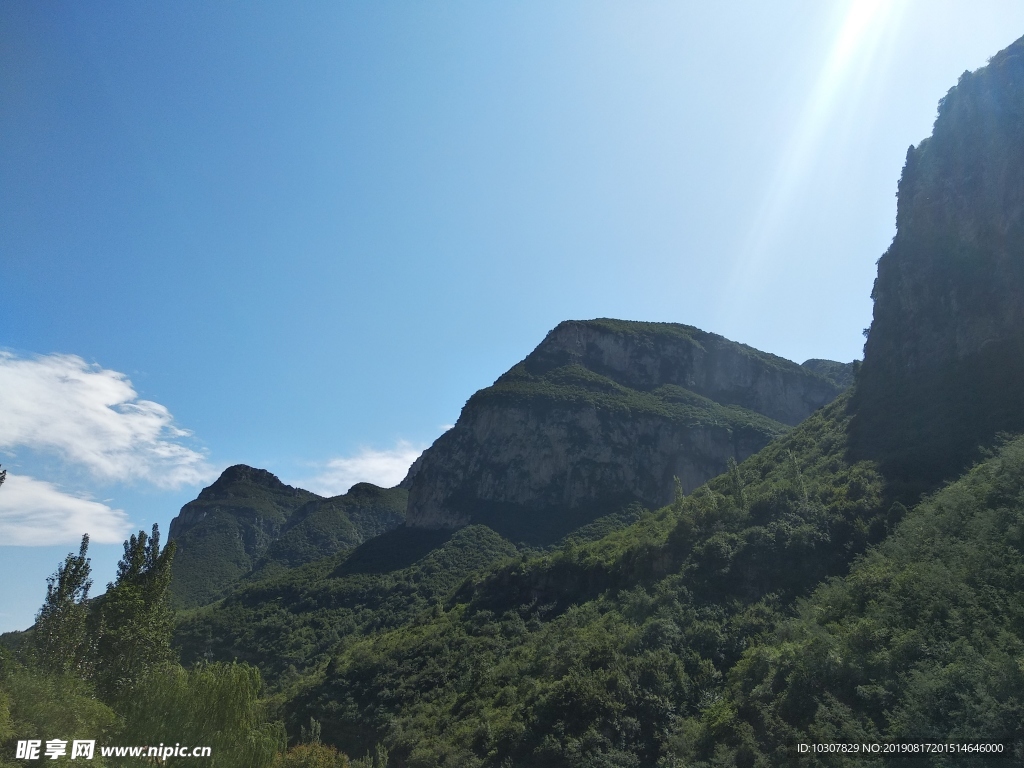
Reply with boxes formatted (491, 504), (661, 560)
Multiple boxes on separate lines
(405, 319), (851, 543)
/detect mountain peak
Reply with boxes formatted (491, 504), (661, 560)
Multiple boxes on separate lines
(197, 464), (300, 500)
(405, 318), (849, 542)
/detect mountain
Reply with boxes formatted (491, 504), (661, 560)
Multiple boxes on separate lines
(275, 36), (1024, 765)
(168, 466), (406, 608)
(163, 34), (1024, 768)
(169, 324), (851, 681)
(404, 318), (852, 543)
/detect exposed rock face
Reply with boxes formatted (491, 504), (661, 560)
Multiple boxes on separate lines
(520, 321), (846, 425)
(405, 319), (849, 543)
(854, 36), (1024, 484)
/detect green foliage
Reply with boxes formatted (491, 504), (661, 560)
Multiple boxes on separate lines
(801, 359), (856, 390)
(474, 363), (789, 441)
(350, 743), (389, 768)
(94, 525), (176, 701)
(173, 526), (518, 688)
(0, 654), (118, 767)
(559, 504), (645, 547)
(685, 434), (1024, 765)
(1, 526), (308, 768)
(119, 662), (285, 767)
(277, 742), (351, 767)
(33, 535), (92, 676)
(284, 395), (897, 765)
(255, 486), (408, 579)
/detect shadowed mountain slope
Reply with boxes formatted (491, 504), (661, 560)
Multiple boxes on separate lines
(168, 466), (406, 608)
(854, 36), (1024, 493)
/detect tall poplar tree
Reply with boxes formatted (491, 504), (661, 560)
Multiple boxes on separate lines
(33, 534), (93, 675)
(94, 524), (177, 700)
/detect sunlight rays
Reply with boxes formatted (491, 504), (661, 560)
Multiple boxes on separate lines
(723, 0), (909, 314)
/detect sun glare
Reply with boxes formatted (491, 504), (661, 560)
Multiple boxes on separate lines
(723, 0), (908, 315)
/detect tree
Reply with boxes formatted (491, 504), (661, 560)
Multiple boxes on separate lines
(33, 534), (93, 675)
(119, 662), (284, 768)
(94, 524), (176, 700)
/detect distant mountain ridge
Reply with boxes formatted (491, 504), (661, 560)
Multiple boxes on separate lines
(168, 466), (406, 608)
(168, 321), (851, 602)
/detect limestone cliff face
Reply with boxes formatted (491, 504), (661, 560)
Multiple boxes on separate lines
(520, 320), (844, 426)
(405, 319), (849, 543)
(864, 40), (1024, 375)
(854, 36), (1024, 483)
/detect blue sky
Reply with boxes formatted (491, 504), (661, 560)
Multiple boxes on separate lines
(2, 1), (1023, 632)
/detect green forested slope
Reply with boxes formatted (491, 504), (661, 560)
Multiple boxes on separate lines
(168, 466), (320, 608)
(174, 526), (518, 688)
(251, 484), (408, 579)
(284, 404), (1024, 767)
(289, 396), (899, 765)
(696, 435), (1024, 766)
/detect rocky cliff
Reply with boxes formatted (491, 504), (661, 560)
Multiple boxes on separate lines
(854, 37), (1024, 486)
(405, 319), (851, 543)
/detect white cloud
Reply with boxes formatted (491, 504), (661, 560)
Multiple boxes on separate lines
(303, 441), (424, 497)
(0, 352), (214, 488)
(0, 473), (131, 546)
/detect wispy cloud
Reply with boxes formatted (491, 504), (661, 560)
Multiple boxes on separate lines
(303, 440), (424, 497)
(0, 352), (214, 487)
(0, 473), (131, 546)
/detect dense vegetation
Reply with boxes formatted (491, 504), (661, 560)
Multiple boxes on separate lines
(174, 526), (518, 687)
(288, 396), (903, 765)
(1, 527), (288, 766)
(694, 434), (1024, 765)
(0, 527), (394, 767)
(147, 374), (1024, 766)
(169, 467), (322, 609)
(10, 356), (1024, 766)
